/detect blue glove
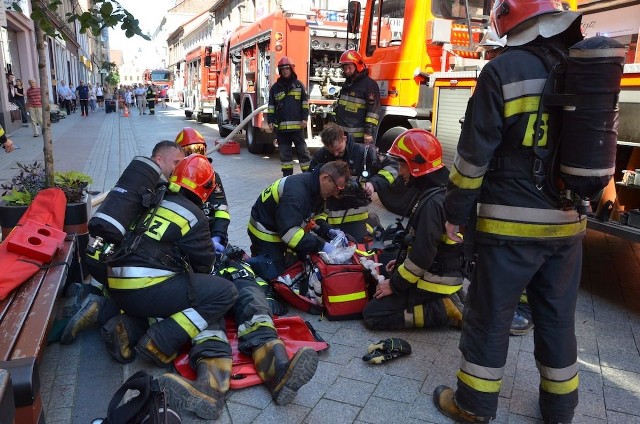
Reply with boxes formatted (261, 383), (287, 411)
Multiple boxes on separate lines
(328, 229), (345, 239)
(321, 242), (335, 254)
(212, 236), (225, 253)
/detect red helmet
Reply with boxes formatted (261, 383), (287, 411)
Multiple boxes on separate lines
(277, 56), (295, 68)
(175, 127), (206, 155)
(388, 129), (443, 177)
(490, 0), (564, 38)
(339, 50), (365, 73)
(170, 154), (216, 202)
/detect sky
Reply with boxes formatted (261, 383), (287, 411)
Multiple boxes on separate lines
(108, 0), (176, 50)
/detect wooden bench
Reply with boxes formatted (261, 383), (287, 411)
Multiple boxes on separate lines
(0, 235), (76, 424)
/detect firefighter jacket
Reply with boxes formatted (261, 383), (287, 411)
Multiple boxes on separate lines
(333, 69), (381, 141)
(266, 73), (309, 132)
(249, 167), (328, 255)
(107, 191), (215, 290)
(146, 86), (156, 101)
(203, 171), (230, 244)
(444, 45), (587, 244)
(390, 175), (464, 297)
(309, 135), (398, 225)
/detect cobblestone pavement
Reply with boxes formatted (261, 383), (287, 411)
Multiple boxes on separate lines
(3, 105), (639, 424)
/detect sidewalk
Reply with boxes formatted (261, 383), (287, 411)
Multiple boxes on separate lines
(4, 105), (639, 424)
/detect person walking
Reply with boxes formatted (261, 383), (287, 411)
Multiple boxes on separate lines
(26, 79), (43, 137)
(88, 83), (97, 112)
(266, 57), (312, 177)
(96, 84), (104, 110)
(432, 2), (586, 423)
(57, 80), (73, 115)
(13, 79), (29, 126)
(77, 81), (90, 116)
(134, 83), (147, 115)
(332, 50), (380, 144)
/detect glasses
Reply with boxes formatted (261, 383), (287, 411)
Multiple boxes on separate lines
(328, 174), (345, 192)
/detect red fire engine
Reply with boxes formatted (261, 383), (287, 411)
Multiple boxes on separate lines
(183, 46), (221, 123)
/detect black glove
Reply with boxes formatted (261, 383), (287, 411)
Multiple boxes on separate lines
(362, 337), (412, 364)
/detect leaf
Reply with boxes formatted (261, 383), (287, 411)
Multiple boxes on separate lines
(100, 2), (114, 19)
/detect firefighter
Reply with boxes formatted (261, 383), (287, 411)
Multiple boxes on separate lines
(175, 127), (231, 253)
(309, 123), (398, 242)
(146, 83), (156, 115)
(248, 161), (351, 275)
(161, 251), (318, 415)
(433, 2), (585, 423)
(332, 50), (381, 144)
(103, 154), (237, 419)
(362, 129), (465, 330)
(267, 57), (312, 177)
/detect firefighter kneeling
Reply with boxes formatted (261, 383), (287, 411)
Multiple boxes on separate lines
(362, 129), (466, 330)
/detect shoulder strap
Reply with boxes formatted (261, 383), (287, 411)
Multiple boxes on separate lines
(105, 371), (153, 424)
(405, 186), (446, 233)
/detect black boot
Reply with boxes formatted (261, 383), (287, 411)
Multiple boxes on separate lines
(253, 339), (318, 405)
(160, 357), (231, 419)
(510, 302), (533, 336)
(433, 385), (492, 423)
(135, 333), (178, 368)
(101, 314), (148, 363)
(60, 294), (105, 344)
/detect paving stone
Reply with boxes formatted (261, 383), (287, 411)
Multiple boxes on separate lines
(507, 388), (541, 420)
(292, 380), (329, 408)
(580, 370), (605, 396)
(252, 401), (310, 424)
(324, 376), (376, 406)
(603, 385), (640, 416)
(224, 401), (262, 424)
(601, 367), (640, 393)
(320, 342), (361, 365)
(340, 357), (384, 385)
(371, 374), (421, 403)
(357, 396), (411, 423)
(228, 384), (273, 408)
(576, 389), (607, 420)
(512, 368), (539, 394)
(304, 399), (360, 424)
(605, 410), (640, 423)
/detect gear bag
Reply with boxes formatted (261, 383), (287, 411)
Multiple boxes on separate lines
(100, 370), (181, 424)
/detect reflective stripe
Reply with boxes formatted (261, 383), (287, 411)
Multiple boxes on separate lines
(477, 218), (586, 238)
(108, 276), (171, 290)
(214, 210), (231, 220)
(453, 154), (488, 178)
(502, 79), (546, 100)
(478, 204), (585, 224)
(560, 164), (615, 177)
(537, 361), (579, 382)
(282, 226), (305, 248)
(570, 47), (626, 58)
(260, 177), (286, 204)
(457, 369), (502, 393)
(413, 304), (425, 327)
(109, 266), (176, 278)
(92, 212), (127, 236)
(193, 329), (229, 344)
(215, 204), (229, 212)
(378, 168), (396, 184)
(343, 127), (365, 136)
(326, 208), (368, 225)
(416, 275), (463, 295)
(504, 96), (540, 118)
(450, 165), (484, 190)
(339, 95), (366, 107)
(281, 162), (294, 169)
(173, 308), (208, 338)
(155, 200), (199, 236)
(398, 263), (420, 283)
(540, 374), (579, 395)
(461, 358), (505, 380)
(248, 220), (282, 243)
(237, 314), (275, 337)
(327, 291), (366, 303)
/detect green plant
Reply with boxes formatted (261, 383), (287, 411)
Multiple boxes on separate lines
(1, 162), (93, 206)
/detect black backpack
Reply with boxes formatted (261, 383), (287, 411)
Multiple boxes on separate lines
(98, 371), (181, 424)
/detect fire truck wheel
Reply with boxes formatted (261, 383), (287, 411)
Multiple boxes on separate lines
(377, 179), (420, 217)
(217, 113), (232, 137)
(246, 121), (265, 154)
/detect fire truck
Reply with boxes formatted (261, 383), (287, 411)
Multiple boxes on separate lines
(183, 46), (222, 123)
(215, 9), (355, 154)
(143, 69), (173, 88)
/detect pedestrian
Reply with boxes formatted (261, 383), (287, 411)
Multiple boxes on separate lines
(248, 160), (350, 275)
(57, 80), (72, 115)
(105, 154), (238, 420)
(88, 83), (97, 112)
(134, 83), (146, 115)
(266, 57), (311, 177)
(309, 123), (398, 242)
(332, 50), (380, 144)
(12, 79), (30, 126)
(26, 79), (43, 137)
(362, 129), (465, 330)
(77, 81), (90, 116)
(432, 1), (586, 423)
(69, 84), (77, 113)
(0, 124), (16, 153)
(96, 83), (104, 110)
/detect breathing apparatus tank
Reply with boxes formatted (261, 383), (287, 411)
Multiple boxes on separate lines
(88, 156), (163, 249)
(555, 36), (626, 199)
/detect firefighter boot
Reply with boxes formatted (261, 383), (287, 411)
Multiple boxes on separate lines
(442, 291), (464, 329)
(160, 357), (231, 420)
(510, 302), (534, 336)
(433, 385), (492, 423)
(253, 339), (319, 405)
(60, 294), (106, 344)
(135, 333), (178, 368)
(101, 314), (148, 364)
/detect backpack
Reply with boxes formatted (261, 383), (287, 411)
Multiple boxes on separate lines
(100, 371), (181, 424)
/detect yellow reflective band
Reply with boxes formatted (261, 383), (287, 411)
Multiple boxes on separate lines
(327, 291), (366, 303)
(238, 321), (276, 338)
(523, 113), (548, 147)
(173, 312), (201, 338)
(504, 96), (540, 118)
(441, 233), (463, 244)
(214, 210), (230, 220)
(378, 169), (394, 184)
(417, 279), (462, 295)
(287, 228), (305, 248)
(540, 374), (579, 395)
(87, 249), (101, 260)
(457, 370), (502, 393)
(248, 221), (282, 242)
(155, 207), (190, 236)
(108, 276), (170, 290)
(450, 166), (483, 190)
(477, 218), (587, 238)
(520, 293), (528, 303)
(327, 211), (368, 225)
(413, 304), (425, 327)
(398, 263), (420, 283)
(255, 277), (268, 286)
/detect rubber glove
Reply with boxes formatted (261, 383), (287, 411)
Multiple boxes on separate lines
(321, 242), (335, 254)
(212, 236), (225, 253)
(328, 228), (345, 239)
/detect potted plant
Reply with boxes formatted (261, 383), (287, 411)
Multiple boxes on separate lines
(0, 161), (93, 280)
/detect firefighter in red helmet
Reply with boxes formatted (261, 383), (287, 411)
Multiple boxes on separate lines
(267, 56), (312, 177)
(104, 154), (238, 419)
(433, 1), (585, 422)
(332, 50), (380, 144)
(175, 127), (231, 253)
(362, 129), (465, 331)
